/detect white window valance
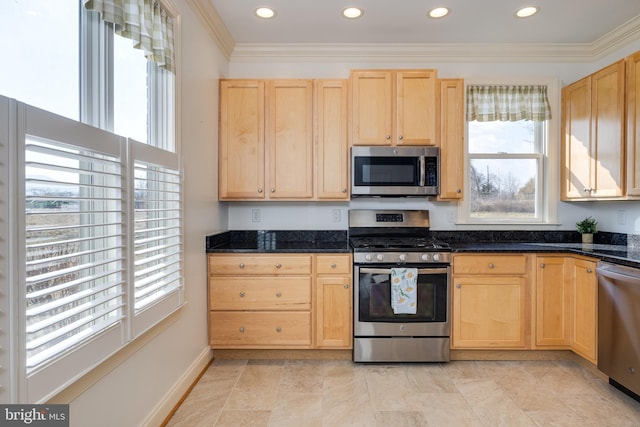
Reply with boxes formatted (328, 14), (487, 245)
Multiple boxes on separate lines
(84, 0), (175, 73)
(466, 85), (551, 122)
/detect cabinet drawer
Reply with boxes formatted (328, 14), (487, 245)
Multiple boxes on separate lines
(316, 254), (351, 274)
(209, 311), (311, 348)
(209, 277), (311, 310)
(209, 254), (312, 275)
(453, 254), (527, 275)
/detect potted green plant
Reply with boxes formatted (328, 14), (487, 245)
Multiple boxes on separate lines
(576, 216), (598, 243)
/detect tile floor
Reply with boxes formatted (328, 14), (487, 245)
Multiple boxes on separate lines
(166, 358), (640, 426)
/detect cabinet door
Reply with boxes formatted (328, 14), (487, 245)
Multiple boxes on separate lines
(267, 80), (314, 198)
(561, 78), (592, 200)
(438, 78), (464, 200)
(396, 70), (437, 146)
(351, 70), (393, 145)
(572, 259), (597, 363)
(627, 51), (640, 196)
(315, 80), (349, 199)
(219, 80), (265, 199)
(535, 257), (572, 346)
(316, 275), (352, 348)
(452, 276), (527, 348)
(591, 60), (625, 198)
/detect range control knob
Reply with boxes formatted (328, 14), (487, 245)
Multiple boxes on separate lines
(432, 253), (441, 262)
(421, 253), (431, 262)
(365, 254), (373, 262)
(398, 254), (407, 262)
(376, 254), (384, 261)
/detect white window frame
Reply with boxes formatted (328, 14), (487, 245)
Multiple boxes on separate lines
(0, 0), (182, 404)
(459, 77), (560, 228)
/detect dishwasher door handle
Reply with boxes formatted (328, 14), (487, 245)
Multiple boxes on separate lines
(596, 267), (640, 283)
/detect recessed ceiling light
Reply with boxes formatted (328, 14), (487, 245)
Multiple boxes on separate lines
(256, 7), (276, 19)
(343, 7), (363, 19)
(515, 6), (539, 18)
(428, 7), (449, 19)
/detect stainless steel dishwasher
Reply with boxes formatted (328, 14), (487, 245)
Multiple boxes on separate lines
(597, 262), (640, 399)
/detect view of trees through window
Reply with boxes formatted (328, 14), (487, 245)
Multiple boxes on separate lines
(467, 120), (543, 220)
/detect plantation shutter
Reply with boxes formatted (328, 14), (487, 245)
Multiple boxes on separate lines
(20, 104), (127, 402)
(130, 142), (182, 336)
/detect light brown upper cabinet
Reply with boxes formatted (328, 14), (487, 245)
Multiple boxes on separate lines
(350, 70), (437, 146)
(219, 79), (348, 201)
(219, 80), (266, 199)
(267, 80), (314, 199)
(561, 60), (626, 200)
(437, 79), (465, 200)
(315, 79), (349, 199)
(627, 51), (640, 197)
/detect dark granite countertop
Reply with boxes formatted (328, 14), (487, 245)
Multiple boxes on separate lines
(205, 229), (640, 268)
(206, 230), (350, 253)
(452, 242), (640, 269)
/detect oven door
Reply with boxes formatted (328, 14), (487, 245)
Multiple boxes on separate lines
(354, 265), (450, 337)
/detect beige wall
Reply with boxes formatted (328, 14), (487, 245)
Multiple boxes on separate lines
(66, 1), (228, 425)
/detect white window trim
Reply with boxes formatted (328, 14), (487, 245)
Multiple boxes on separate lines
(457, 76), (560, 229)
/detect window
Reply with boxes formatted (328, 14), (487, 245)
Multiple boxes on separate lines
(467, 120), (544, 221)
(0, 0), (80, 120)
(0, 0), (181, 403)
(462, 81), (558, 225)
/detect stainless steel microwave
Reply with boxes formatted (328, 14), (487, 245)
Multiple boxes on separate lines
(351, 146), (440, 197)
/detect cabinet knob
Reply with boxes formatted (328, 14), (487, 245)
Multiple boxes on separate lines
(239, 327), (245, 333)
(540, 263), (545, 268)
(342, 188), (347, 193)
(239, 291), (245, 297)
(276, 327), (282, 333)
(257, 188), (263, 193)
(331, 263), (337, 269)
(275, 291), (282, 297)
(239, 263), (245, 268)
(488, 263), (495, 269)
(271, 188), (275, 193)
(386, 135), (391, 140)
(587, 268), (593, 273)
(457, 189), (462, 193)
(275, 263), (282, 269)
(456, 283), (461, 288)
(344, 284), (349, 289)
(398, 135), (404, 140)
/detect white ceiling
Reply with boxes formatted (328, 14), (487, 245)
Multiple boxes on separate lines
(209, 0), (640, 45)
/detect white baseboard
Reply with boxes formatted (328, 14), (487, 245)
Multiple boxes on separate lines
(141, 346), (213, 427)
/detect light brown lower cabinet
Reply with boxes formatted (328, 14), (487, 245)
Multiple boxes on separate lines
(452, 254), (530, 349)
(533, 255), (598, 363)
(571, 258), (598, 363)
(207, 253), (352, 349)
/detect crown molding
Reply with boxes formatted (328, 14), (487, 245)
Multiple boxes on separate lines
(187, 2), (640, 64)
(186, 0), (235, 60)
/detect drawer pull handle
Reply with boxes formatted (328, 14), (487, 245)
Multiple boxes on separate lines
(239, 291), (245, 297)
(275, 263), (282, 269)
(587, 268), (593, 273)
(276, 291), (282, 297)
(239, 327), (245, 333)
(488, 263), (495, 269)
(540, 263), (545, 269)
(239, 263), (245, 269)
(331, 263), (337, 269)
(276, 327), (282, 333)
(344, 284), (349, 289)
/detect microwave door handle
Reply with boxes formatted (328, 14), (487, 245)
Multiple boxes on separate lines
(419, 156), (426, 186)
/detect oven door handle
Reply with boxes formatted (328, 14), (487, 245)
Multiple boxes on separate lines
(359, 267), (449, 275)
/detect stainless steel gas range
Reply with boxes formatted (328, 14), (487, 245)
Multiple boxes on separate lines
(349, 209), (451, 362)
